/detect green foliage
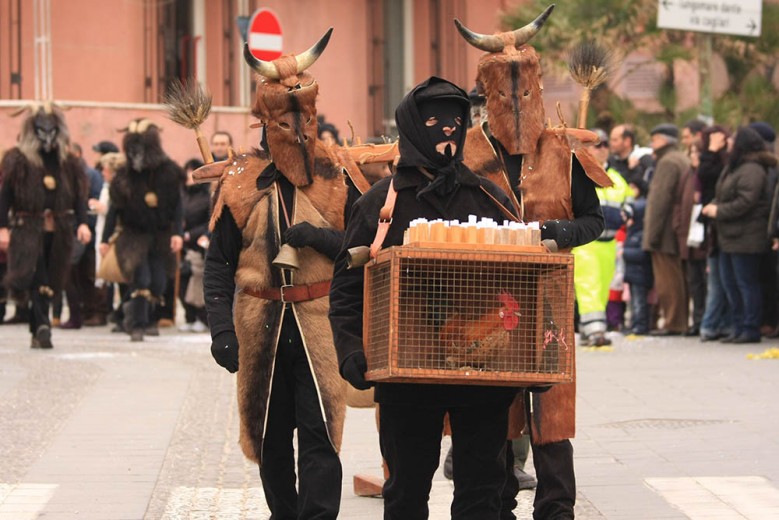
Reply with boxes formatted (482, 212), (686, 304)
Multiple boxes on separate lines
(502, 0), (779, 132)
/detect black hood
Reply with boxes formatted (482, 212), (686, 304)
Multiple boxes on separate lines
(395, 76), (470, 171)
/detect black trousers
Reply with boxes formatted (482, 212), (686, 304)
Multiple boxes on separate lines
(128, 249), (167, 329)
(29, 232), (54, 334)
(65, 242), (98, 323)
(179, 272), (207, 324)
(379, 399), (512, 520)
(259, 311), (342, 520)
(531, 440), (576, 520)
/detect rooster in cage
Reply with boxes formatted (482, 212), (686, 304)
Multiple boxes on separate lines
(440, 291), (521, 368)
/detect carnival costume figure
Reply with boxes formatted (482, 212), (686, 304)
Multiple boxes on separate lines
(330, 76), (521, 519)
(0, 102), (91, 349)
(100, 119), (184, 342)
(203, 29), (369, 519)
(456, 6), (610, 518)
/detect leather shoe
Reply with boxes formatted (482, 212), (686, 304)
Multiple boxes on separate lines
(719, 334), (738, 343)
(684, 326), (700, 337)
(83, 315), (107, 327)
(60, 319), (82, 330)
(700, 333), (722, 342)
(732, 334), (761, 344)
(649, 329), (681, 337)
(514, 467), (537, 490)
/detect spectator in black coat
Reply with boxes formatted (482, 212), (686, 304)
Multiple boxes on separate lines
(178, 159), (210, 332)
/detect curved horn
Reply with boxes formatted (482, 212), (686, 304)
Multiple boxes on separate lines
(295, 27), (333, 73)
(454, 4), (554, 52)
(513, 4), (555, 47)
(243, 42), (280, 79)
(453, 19), (505, 53)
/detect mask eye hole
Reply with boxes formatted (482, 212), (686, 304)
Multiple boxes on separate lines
(425, 117), (437, 127)
(523, 90), (531, 97)
(498, 90), (506, 98)
(307, 116), (313, 124)
(279, 122), (291, 130)
(454, 117), (462, 126)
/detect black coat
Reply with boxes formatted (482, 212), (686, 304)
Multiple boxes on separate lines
(182, 183), (211, 253)
(329, 166), (519, 406)
(623, 198), (653, 288)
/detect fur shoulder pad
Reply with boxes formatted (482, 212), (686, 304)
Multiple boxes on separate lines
(210, 151), (273, 231)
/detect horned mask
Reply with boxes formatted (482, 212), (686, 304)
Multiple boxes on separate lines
(120, 118), (167, 172)
(244, 28), (333, 187)
(14, 101), (71, 166)
(455, 5), (554, 155)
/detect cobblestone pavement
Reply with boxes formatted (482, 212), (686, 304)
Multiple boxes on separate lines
(1, 319), (779, 519)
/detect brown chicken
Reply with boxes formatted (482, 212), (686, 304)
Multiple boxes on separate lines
(440, 291), (520, 369)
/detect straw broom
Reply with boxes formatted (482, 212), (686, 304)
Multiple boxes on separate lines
(164, 79), (214, 163)
(567, 41), (614, 129)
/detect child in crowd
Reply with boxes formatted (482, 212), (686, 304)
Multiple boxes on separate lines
(622, 180), (653, 335)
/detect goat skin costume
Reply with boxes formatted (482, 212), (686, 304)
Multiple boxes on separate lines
(0, 132), (85, 298)
(207, 140), (368, 465)
(465, 123), (610, 445)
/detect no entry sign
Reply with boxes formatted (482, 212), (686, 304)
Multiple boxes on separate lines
(247, 8), (283, 61)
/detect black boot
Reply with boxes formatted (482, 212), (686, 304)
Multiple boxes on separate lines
(128, 294), (150, 342)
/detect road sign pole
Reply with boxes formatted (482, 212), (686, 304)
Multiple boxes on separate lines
(698, 33), (713, 124)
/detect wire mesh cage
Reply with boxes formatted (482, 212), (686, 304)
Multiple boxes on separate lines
(363, 244), (575, 386)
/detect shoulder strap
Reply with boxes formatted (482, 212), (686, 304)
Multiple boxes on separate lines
(370, 180), (398, 259)
(479, 185), (521, 223)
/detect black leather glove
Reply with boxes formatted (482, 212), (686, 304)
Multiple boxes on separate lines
(540, 219), (574, 249)
(340, 351), (373, 390)
(211, 330), (239, 373)
(283, 222), (343, 261)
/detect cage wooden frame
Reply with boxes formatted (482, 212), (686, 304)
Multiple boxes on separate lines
(363, 243), (575, 386)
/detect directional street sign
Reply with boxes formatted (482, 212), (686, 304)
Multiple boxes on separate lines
(657, 0), (762, 37)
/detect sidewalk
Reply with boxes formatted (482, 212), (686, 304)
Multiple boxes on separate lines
(1, 321), (778, 519)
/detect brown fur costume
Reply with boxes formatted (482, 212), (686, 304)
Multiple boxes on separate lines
(0, 115), (85, 300)
(108, 122), (183, 280)
(209, 142), (368, 464)
(458, 9), (612, 445)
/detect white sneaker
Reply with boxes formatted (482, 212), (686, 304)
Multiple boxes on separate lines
(178, 322), (194, 333)
(191, 320), (208, 333)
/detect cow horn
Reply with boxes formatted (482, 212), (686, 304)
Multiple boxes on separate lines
(295, 27), (333, 73)
(512, 4), (554, 47)
(453, 19), (505, 53)
(243, 42), (280, 79)
(454, 4), (554, 52)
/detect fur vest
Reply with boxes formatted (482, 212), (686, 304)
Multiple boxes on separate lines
(1, 148), (83, 296)
(109, 159), (182, 279)
(465, 126), (611, 445)
(209, 145), (366, 464)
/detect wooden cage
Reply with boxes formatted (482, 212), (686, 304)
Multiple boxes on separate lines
(363, 244), (575, 386)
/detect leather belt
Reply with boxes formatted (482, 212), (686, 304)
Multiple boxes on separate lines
(243, 280), (331, 303)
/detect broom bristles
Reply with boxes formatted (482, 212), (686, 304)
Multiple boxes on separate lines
(164, 79), (212, 129)
(567, 41), (614, 90)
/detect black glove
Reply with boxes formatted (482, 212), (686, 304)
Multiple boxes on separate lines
(540, 219), (574, 249)
(283, 222), (343, 261)
(211, 330), (239, 373)
(340, 351), (373, 390)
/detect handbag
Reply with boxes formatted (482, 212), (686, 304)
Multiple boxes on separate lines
(97, 234), (127, 283)
(687, 204), (705, 248)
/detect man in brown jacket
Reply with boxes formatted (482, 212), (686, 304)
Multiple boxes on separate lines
(643, 124), (690, 335)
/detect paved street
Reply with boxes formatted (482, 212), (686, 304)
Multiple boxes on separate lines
(1, 317), (779, 519)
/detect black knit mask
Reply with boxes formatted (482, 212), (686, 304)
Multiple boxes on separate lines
(419, 98), (464, 159)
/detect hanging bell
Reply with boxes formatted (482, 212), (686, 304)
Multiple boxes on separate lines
(43, 175), (57, 190)
(144, 191), (159, 208)
(272, 243), (300, 271)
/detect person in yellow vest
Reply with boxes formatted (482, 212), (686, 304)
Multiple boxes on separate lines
(573, 129), (632, 346)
